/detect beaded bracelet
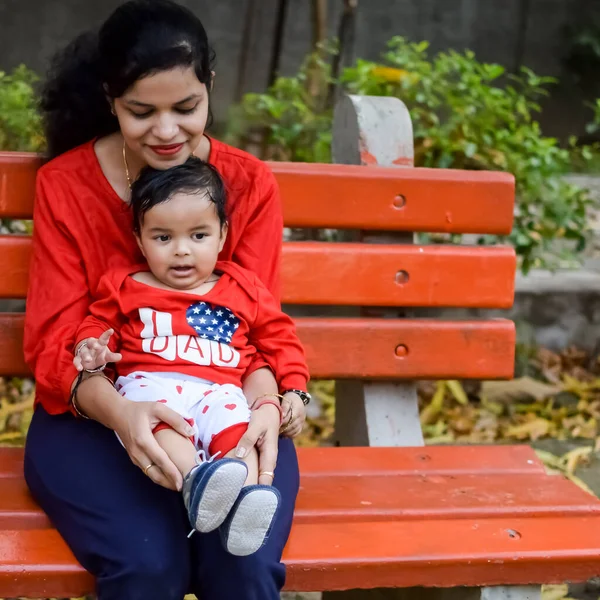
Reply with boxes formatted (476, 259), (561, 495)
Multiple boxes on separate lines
(69, 371), (114, 420)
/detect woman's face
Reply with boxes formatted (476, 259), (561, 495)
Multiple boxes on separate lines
(114, 66), (209, 170)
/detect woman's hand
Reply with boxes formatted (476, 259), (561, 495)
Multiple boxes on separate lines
(280, 391), (306, 438)
(110, 398), (195, 491)
(235, 404), (281, 485)
(73, 329), (122, 372)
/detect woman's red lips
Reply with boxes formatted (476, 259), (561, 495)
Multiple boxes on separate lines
(149, 143), (184, 156)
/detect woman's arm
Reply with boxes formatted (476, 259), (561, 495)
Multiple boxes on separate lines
(24, 172), (95, 407)
(75, 374), (192, 490)
(232, 167), (283, 299)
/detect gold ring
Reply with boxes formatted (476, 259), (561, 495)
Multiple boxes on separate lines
(143, 463), (155, 476)
(260, 471), (275, 478)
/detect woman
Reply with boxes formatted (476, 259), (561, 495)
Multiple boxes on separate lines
(23, 1), (306, 598)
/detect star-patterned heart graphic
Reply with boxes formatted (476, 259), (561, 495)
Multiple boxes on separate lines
(186, 301), (240, 344)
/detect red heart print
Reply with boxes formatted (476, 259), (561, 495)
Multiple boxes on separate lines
(202, 405), (210, 414)
(134, 375), (143, 380)
(225, 404), (236, 411)
(187, 418), (195, 427)
(176, 386), (183, 394)
(203, 390), (214, 397)
(157, 399), (168, 403)
(140, 384), (147, 388)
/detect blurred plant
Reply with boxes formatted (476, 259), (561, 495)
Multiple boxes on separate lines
(565, 23), (600, 83)
(226, 49), (333, 163)
(0, 65), (44, 152)
(230, 37), (598, 273)
(586, 98), (600, 136)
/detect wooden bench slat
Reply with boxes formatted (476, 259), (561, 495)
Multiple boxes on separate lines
(0, 153), (41, 219)
(0, 313), (515, 379)
(298, 317), (515, 379)
(297, 445), (545, 477)
(0, 446), (545, 479)
(275, 162), (515, 234)
(3, 514), (600, 597)
(294, 472), (600, 522)
(0, 529), (93, 599)
(0, 237), (516, 309)
(284, 516), (600, 591)
(0, 155), (515, 235)
(2, 469), (597, 530)
(282, 242), (516, 308)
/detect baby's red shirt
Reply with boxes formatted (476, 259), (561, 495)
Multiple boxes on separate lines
(76, 261), (308, 393)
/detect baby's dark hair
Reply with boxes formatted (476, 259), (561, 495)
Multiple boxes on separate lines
(130, 158), (227, 234)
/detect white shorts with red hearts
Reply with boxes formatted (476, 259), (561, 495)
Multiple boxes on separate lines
(115, 371), (251, 458)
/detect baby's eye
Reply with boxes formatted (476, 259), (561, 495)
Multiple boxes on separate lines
(155, 235), (170, 242)
(193, 233), (206, 240)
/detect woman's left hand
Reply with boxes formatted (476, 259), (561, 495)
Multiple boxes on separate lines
(280, 391), (306, 438)
(235, 402), (281, 485)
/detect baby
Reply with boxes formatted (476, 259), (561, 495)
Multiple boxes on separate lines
(73, 157), (309, 556)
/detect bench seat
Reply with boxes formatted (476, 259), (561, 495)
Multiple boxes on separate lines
(2, 445), (600, 597)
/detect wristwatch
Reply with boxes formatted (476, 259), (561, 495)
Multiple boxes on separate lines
(283, 389), (311, 406)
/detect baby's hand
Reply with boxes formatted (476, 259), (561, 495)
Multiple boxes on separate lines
(73, 329), (123, 372)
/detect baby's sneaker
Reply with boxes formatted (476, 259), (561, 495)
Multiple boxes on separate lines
(219, 485), (281, 556)
(182, 452), (248, 533)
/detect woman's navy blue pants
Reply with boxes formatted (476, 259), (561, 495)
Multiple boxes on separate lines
(24, 406), (299, 599)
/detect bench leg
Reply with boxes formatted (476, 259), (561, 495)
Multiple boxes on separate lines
(322, 586), (542, 599)
(334, 381), (423, 447)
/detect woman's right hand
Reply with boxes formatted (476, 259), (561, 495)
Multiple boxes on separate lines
(111, 400), (194, 491)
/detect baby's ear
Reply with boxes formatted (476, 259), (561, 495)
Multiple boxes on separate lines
(135, 233), (146, 257)
(219, 222), (228, 251)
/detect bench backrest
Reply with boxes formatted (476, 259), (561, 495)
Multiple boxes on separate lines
(0, 148), (516, 382)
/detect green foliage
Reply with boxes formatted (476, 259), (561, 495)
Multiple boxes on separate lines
(587, 98), (600, 135)
(226, 52), (333, 163)
(231, 37), (598, 273)
(0, 65), (44, 152)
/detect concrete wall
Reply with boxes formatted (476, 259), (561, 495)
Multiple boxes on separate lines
(0, 0), (599, 137)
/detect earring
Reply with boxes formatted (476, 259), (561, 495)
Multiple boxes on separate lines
(110, 105), (116, 116)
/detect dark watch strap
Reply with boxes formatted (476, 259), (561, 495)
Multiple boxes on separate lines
(283, 389), (311, 405)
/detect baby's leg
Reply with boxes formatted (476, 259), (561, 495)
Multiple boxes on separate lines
(194, 384), (280, 556)
(154, 428), (197, 478)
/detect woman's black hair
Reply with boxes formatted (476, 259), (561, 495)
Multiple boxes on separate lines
(130, 157), (227, 234)
(41, 0), (215, 158)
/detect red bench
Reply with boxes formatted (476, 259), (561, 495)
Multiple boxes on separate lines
(0, 94), (599, 599)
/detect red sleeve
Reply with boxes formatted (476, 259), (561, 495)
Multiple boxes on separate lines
(233, 167), (283, 378)
(231, 167), (283, 301)
(23, 170), (92, 410)
(75, 273), (124, 352)
(247, 277), (309, 392)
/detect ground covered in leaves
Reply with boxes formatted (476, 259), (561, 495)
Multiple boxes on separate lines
(4, 346), (600, 599)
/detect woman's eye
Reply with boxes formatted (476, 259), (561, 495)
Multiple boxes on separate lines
(176, 104), (199, 115)
(193, 233), (206, 240)
(130, 110), (153, 119)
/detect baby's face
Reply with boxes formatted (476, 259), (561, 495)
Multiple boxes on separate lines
(137, 191), (226, 290)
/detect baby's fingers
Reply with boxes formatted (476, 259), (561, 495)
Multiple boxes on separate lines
(98, 329), (114, 347)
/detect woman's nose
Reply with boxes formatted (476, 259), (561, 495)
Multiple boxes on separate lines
(152, 113), (178, 141)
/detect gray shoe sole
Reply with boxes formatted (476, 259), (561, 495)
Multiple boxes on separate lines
(223, 488), (280, 556)
(193, 461), (248, 533)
